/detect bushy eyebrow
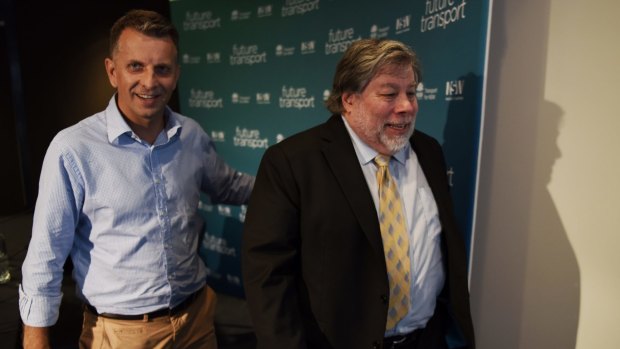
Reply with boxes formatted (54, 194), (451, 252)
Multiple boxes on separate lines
(377, 82), (417, 89)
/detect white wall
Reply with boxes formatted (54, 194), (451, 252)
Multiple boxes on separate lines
(470, 0), (620, 348)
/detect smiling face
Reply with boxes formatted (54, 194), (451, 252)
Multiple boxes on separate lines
(104, 28), (180, 127)
(342, 63), (418, 155)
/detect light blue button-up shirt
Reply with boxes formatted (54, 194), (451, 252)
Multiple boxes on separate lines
(19, 96), (254, 327)
(342, 117), (445, 336)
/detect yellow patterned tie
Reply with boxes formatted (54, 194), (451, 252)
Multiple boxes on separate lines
(374, 155), (411, 329)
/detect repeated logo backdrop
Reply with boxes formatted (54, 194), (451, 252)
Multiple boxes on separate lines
(170, 0), (491, 297)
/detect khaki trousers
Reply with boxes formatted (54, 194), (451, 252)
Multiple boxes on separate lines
(79, 286), (217, 349)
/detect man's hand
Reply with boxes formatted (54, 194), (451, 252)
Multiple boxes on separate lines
(23, 325), (51, 349)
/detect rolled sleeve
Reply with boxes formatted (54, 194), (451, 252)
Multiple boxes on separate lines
(19, 139), (81, 327)
(18, 284), (63, 327)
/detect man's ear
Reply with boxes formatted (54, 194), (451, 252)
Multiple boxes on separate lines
(104, 58), (118, 88)
(341, 91), (356, 113)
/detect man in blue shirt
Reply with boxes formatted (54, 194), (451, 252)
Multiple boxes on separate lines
(19, 9), (254, 349)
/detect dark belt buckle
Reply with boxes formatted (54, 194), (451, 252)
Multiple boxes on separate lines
(393, 335), (408, 345)
(386, 334), (408, 349)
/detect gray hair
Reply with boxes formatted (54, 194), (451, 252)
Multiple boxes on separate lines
(325, 39), (421, 114)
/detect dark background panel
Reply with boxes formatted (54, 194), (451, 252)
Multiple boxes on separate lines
(0, 0), (176, 216)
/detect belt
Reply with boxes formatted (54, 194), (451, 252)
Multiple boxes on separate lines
(383, 328), (423, 349)
(84, 288), (203, 321)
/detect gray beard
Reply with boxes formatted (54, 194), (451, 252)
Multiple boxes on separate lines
(351, 111), (415, 154)
(379, 121), (415, 153)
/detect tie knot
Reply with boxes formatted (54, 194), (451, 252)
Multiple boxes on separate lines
(374, 155), (390, 167)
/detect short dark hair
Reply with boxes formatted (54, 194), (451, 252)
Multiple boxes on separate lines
(325, 39), (421, 114)
(109, 9), (179, 57)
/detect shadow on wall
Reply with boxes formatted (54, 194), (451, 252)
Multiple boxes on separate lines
(519, 101), (580, 348)
(469, 0), (580, 348)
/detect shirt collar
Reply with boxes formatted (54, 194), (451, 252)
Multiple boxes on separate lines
(341, 115), (409, 166)
(105, 94), (182, 144)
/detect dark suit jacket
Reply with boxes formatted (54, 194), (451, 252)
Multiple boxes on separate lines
(242, 115), (475, 349)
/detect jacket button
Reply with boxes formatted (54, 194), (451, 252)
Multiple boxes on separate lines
(380, 294), (388, 304)
(372, 340), (381, 349)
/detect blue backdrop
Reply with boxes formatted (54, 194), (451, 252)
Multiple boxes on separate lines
(170, 0), (491, 297)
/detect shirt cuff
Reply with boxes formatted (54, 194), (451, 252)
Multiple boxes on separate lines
(18, 284), (63, 327)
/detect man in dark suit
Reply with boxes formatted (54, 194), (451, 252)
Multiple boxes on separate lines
(241, 39), (475, 349)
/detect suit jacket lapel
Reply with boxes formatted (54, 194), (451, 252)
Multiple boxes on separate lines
(319, 118), (452, 260)
(320, 115), (385, 258)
